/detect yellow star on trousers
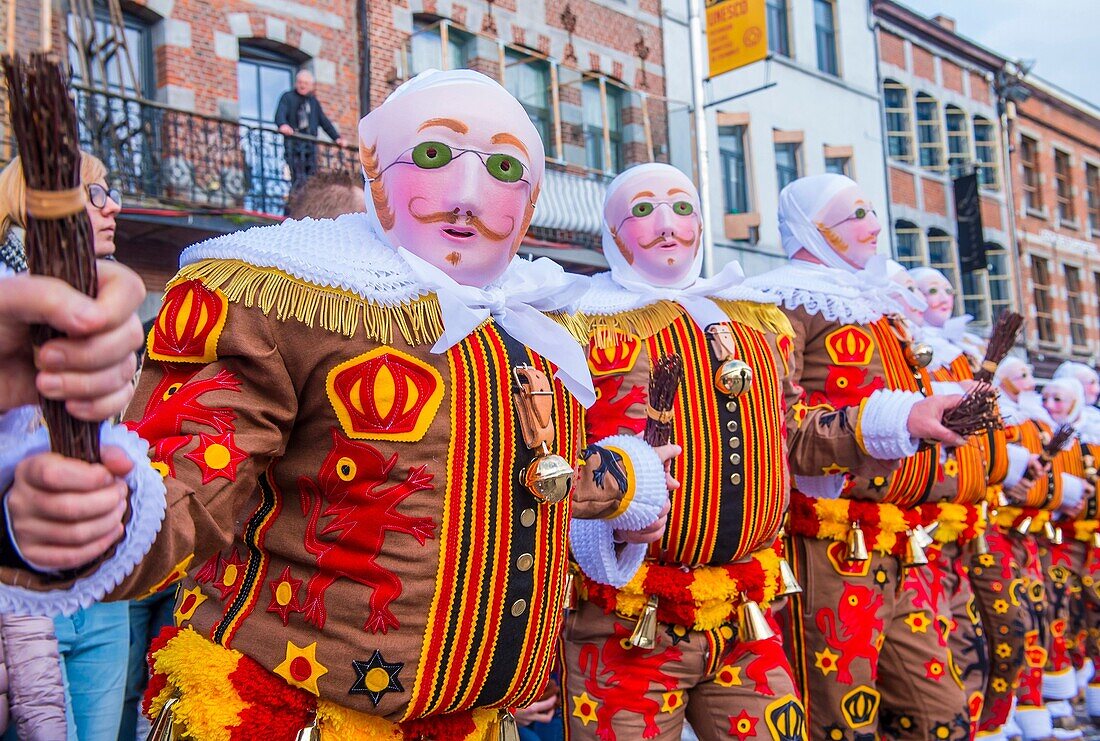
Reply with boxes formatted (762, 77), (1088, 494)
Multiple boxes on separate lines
(273, 640), (328, 696)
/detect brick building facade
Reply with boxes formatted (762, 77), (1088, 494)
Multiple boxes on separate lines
(872, 0), (1014, 330)
(1008, 78), (1100, 370)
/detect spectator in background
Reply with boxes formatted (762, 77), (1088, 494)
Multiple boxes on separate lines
(284, 170), (366, 220)
(274, 70), (346, 189)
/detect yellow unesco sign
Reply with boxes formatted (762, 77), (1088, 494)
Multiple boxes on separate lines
(705, 0), (768, 78)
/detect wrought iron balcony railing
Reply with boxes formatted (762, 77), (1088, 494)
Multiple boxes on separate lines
(72, 85), (360, 216)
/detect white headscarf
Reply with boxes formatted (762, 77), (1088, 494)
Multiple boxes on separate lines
(1054, 361), (1099, 400)
(1043, 377), (1085, 427)
(885, 258), (928, 313)
(778, 173), (863, 272)
(600, 162), (748, 328)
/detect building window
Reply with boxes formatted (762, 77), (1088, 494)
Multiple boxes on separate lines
(825, 156), (850, 176)
(926, 229), (959, 300)
(814, 0), (839, 76)
(410, 18), (470, 76)
(1031, 256), (1054, 343)
(894, 220), (922, 268)
(67, 8), (155, 97)
(238, 45), (298, 129)
(720, 125), (750, 214)
(504, 49), (552, 157)
(945, 106), (970, 177)
(973, 116), (999, 189)
(985, 243), (1012, 318)
(1087, 163), (1100, 233)
(1065, 264), (1087, 348)
(1020, 135), (1042, 214)
(766, 0), (790, 57)
(582, 78), (623, 174)
(1054, 149), (1076, 225)
(915, 93), (944, 172)
(961, 272), (989, 326)
(775, 142), (800, 193)
(884, 80), (913, 164)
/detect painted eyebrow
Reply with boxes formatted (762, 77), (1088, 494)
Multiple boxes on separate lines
(490, 132), (529, 159)
(668, 188), (690, 196)
(418, 117), (469, 134)
(631, 190), (657, 200)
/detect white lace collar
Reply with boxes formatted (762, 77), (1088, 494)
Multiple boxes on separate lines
(742, 261), (889, 325)
(574, 271), (777, 317)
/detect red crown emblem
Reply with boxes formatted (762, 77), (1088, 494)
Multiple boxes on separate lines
(148, 280), (228, 363)
(326, 347), (444, 442)
(825, 326), (875, 366)
(588, 337), (641, 376)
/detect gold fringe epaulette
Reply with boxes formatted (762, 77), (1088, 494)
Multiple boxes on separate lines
(545, 310), (591, 344)
(170, 259), (444, 345)
(587, 298), (794, 348)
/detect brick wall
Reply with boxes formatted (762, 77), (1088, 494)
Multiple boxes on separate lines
(890, 166), (917, 208)
(980, 195), (1003, 231)
(912, 45), (935, 83)
(879, 30), (906, 69)
(941, 59), (963, 94)
(922, 177), (946, 216)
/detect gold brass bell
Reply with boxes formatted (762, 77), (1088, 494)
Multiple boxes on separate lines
(912, 523), (936, 549)
(1093, 531), (1100, 549)
(777, 557), (803, 596)
(1045, 521), (1064, 545)
(1015, 515), (1034, 536)
(562, 569), (578, 611)
(738, 596), (776, 642)
(146, 697), (180, 741)
(846, 521), (869, 562)
(907, 342), (934, 369)
(294, 718), (320, 741)
(497, 710), (521, 741)
(972, 531), (990, 556)
(629, 595), (659, 649)
(715, 358), (753, 398)
(522, 444), (575, 504)
(903, 530), (930, 567)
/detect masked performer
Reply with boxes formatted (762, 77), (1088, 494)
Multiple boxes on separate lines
(741, 174), (980, 740)
(0, 69), (675, 739)
(558, 163), (804, 741)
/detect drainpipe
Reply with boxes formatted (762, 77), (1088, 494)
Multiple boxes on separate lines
(996, 74), (1029, 350)
(868, 10), (896, 261)
(359, 0), (371, 114)
(687, 0), (715, 277)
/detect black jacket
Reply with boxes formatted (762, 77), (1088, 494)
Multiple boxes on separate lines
(274, 90), (339, 140)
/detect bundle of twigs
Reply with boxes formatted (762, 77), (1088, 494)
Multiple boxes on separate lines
(643, 354), (683, 447)
(973, 311), (1024, 383)
(940, 382), (1002, 440)
(1020, 424), (1076, 486)
(4, 53), (100, 462)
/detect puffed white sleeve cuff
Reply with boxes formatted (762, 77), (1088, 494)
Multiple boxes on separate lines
(1004, 444), (1032, 489)
(794, 474), (845, 499)
(1058, 474), (1085, 514)
(857, 389), (922, 460)
(570, 434), (668, 587)
(0, 410), (167, 616)
(932, 381), (966, 396)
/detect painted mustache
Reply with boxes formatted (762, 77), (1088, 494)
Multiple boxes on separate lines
(408, 198), (514, 241)
(638, 231), (696, 250)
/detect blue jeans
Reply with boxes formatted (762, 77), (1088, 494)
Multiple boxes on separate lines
(118, 591), (174, 741)
(54, 602), (129, 741)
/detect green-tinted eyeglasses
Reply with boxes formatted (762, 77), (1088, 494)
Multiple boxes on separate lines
(373, 141), (530, 185)
(630, 200), (695, 218)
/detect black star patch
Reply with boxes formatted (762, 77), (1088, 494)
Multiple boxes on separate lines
(665, 623), (692, 646)
(871, 565), (890, 590)
(350, 650), (404, 706)
(869, 475), (889, 493)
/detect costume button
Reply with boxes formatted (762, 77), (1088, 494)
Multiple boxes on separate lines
(729, 453), (741, 465)
(511, 599), (528, 617)
(730, 473), (742, 485)
(728, 437), (741, 449)
(516, 554), (534, 572)
(520, 509), (536, 527)
(726, 401), (738, 413)
(726, 420), (739, 432)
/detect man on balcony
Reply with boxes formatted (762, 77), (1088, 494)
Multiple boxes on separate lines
(275, 69), (346, 189)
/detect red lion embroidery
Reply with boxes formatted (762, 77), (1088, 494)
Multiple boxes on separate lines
(299, 429), (435, 634)
(588, 376), (646, 441)
(815, 582), (884, 684)
(578, 623), (682, 740)
(810, 366), (885, 410)
(725, 632), (791, 697)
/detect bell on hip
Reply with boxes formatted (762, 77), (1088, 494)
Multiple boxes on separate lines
(1092, 531), (1100, 549)
(294, 718), (320, 741)
(629, 595), (659, 649)
(777, 557), (803, 596)
(562, 569), (577, 611)
(907, 342), (934, 369)
(738, 596), (775, 642)
(1015, 515), (1034, 536)
(497, 710), (520, 741)
(523, 444), (575, 504)
(146, 697), (180, 741)
(911, 523), (936, 549)
(715, 358), (753, 398)
(903, 530), (930, 567)
(846, 521), (869, 562)
(1045, 521), (1064, 545)
(972, 531), (990, 556)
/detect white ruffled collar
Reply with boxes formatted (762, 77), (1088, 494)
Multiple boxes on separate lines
(742, 260), (892, 325)
(574, 270), (778, 317)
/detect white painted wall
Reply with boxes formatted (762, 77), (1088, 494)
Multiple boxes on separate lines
(663, 0), (891, 276)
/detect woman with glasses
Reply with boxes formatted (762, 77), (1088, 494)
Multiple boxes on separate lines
(0, 152), (130, 741)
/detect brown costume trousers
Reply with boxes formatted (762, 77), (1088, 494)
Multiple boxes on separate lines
(779, 535), (971, 741)
(560, 599), (806, 741)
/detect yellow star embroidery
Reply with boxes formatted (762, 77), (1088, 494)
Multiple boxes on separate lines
(943, 459), (959, 477)
(977, 554), (996, 568)
(661, 690), (684, 713)
(173, 586), (207, 626)
(715, 664), (743, 687)
(995, 642), (1012, 659)
(814, 647), (840, 677)
(572, 693), (599, 726)
(993, 599), (1009, 615)
(992, 678), (1008, 693)
(136, 554), (194, 600)
(273, 641), (328, 696)
(904, 611), (930, 633)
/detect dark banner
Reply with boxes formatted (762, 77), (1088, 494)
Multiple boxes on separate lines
(954, 172), (986, 273)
